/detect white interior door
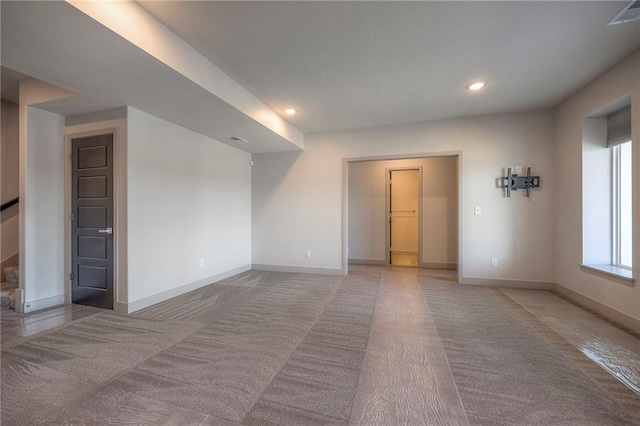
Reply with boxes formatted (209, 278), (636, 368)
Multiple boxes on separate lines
(390, 169), (419, 266)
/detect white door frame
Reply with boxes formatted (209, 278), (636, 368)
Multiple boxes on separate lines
(385, 166), (423, 266)
(342, 151), (462, 284)
(64, 119), (127, 311)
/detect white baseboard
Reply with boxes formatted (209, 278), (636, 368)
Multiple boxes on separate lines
(461, 276), (555, 290)
(554, 283), (640, 334)
(420, 262), (457, 270)
(121, 264), (252, 314)
(348, 258), (388, 266)
(252, 263), (343, 276)
(23, 293), (65, 314)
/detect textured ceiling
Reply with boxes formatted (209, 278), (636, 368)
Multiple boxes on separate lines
(138, 1), (640, 133)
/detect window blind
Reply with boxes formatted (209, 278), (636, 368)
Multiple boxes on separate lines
(607, 105), (632, 147)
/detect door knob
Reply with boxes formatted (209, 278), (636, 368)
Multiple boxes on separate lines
(98, 227), (113, 235)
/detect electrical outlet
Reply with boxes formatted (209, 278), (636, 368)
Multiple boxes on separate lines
(199, 258), (205, 267)
(306, 250), (312, 258)
(491, 258), (498, 267)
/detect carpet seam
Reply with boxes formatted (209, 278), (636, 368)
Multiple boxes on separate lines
(345, 270), (382, 425)
(238, 275), (345, 424)
(417, 275), (473, 426)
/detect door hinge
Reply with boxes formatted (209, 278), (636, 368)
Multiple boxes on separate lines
(69, 272), (74, 281)
(70, 213), (74, 221)
(70, 153), (74, 162)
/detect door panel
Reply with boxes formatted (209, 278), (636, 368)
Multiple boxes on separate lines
(78, 236), (107, 259)
(78, 176), (107, 198)
(390, 169), (419, 266)
(78, 265), (108, 289)
(71, 134), (114, 309)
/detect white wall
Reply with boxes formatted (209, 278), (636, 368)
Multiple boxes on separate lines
(126, 107), (252, 307)
(253, 110), (555, 284)
(348, 157), (457, 267)
(1, 101), (20, 263)
(66, 107), (127, 127)
(582, 118), (611, 265)
(23, 106), (66, 306)
(16, 78), (74, 312)
(554, 50), (640, 322)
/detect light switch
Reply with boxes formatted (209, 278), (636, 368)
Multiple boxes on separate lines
(474, 206), (481, 215)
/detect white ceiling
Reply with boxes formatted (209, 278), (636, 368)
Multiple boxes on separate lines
(1, 1), (301, 153)
(2, 1), (638, 151)
(138, 1), (640, 133)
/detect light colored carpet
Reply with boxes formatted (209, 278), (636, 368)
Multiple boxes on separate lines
(2, 267), (639, 425)
(423, 282), (640, 425)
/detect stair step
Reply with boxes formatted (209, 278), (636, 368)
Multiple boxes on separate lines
(3, 266), (19, 284)
(0, 282), (16, 309)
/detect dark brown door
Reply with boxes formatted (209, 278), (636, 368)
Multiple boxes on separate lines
(71, 134), (114, 309)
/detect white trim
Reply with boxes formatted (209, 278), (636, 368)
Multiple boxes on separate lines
(342, 159), (349, 276)
(611, 141), (633, 269)
(385, 166), (423, 267)
(14, 288), (24, 312)
(612, 144), (621, 266)
(348, 258), (388, 266)
(348, 259), (458, 269)
(118, 264), (252, 314)
(460, 276), (555, 290)
(555, 283), (640, 335)
(420, 262), (458, 270)
(22, 294), (65, 314)
(252, 263), (343, 276)
(64, 118), (127, 310)
(579, 263), (634, 285)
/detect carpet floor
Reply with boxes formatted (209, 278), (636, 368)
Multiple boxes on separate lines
(1, 267), (639, 425)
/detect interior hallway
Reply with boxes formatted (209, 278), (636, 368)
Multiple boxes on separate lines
(1, 266), (639, 425)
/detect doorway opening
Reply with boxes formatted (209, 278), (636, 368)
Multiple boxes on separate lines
(388, 168), (421, 267)
(344, 154), (460, 281)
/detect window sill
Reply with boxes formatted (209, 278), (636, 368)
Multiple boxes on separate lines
(579, 264), (635, 286)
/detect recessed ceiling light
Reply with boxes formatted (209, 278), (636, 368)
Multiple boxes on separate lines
(284, 108), (296, 115)
(467, 81), (487, 91)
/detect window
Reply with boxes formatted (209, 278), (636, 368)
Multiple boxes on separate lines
(613, 140), (632, 268)
(581, 102), (633, 283)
